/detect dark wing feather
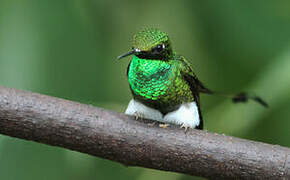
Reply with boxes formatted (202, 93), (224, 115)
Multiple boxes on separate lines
(126, 60), (131, 77)
(177, 55), (213, 94)
(191, 75), (213, 94)
(178, 55), (268, 108)
(182, 73), (203, 130)
(178, 55), (209, 130)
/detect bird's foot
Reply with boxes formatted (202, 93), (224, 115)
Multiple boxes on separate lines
(133, 112), (144, 120)
(159, 123), (170, 128)
(180, 124), (190, 132)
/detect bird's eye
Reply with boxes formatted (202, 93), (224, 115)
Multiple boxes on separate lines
(155, 44), (165, 53)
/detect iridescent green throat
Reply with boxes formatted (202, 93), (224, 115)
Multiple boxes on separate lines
(128, 55), (194, 114)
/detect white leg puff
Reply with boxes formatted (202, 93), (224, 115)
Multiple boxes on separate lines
(163, 102), (200, 129)
(125, 99), (200, 129)
(125, 99), (163, 121)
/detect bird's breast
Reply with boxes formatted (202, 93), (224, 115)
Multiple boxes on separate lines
(128, 58), (173, 101)
(127, 56), (194, 114)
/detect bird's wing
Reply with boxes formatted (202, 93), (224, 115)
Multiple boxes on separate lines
(182, 73), (203, 129)
(177, 55), (213, 94)
(177, 55), (268, 108)
(178, 55), (205, 129)
(126, 60), (132, 77)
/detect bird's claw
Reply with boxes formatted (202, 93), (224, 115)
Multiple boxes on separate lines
(159, 123), (170, 128)
(133, 112), (144, 120)
(180, 124), (189, 132)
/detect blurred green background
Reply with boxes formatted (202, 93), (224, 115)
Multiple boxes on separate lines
(0, 1), (290, 179)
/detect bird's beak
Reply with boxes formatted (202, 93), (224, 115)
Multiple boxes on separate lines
(117, 49), (141, 60)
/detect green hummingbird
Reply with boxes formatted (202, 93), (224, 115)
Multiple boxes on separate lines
(118, 28), (267, 130)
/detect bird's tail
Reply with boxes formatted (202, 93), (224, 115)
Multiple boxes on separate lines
(202, 90), (268, 108)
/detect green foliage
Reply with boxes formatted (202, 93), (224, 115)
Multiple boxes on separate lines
(0, 1), (289, 180)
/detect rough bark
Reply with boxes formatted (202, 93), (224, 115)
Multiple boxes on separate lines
(0, 86), (289, 179)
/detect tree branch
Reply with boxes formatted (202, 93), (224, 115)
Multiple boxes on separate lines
(0, 86), (289, 179)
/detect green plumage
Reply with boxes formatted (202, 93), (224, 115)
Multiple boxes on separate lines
(122, 28), (202, 114)
(118, 28), (207, 129)
(119, 28), (267, 130)
(128, 54), (196, 114)
(133, 29), (168, 51)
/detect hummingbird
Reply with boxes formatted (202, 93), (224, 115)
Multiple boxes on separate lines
(118, 28), (267, 130)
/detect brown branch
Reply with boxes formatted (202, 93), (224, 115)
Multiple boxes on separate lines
(0, 86), (289, 179)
